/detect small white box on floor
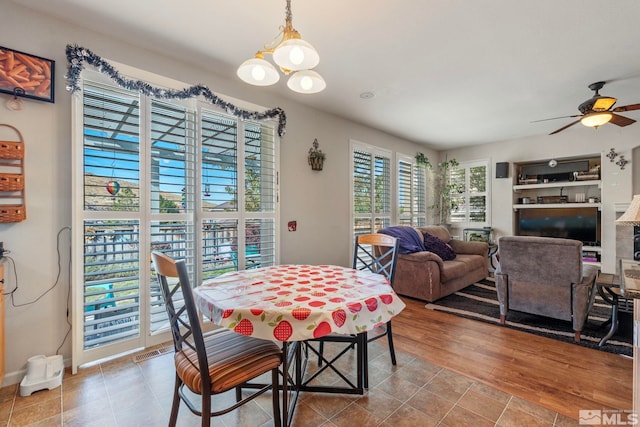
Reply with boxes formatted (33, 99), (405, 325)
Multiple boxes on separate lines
(19, 354), (64, 397)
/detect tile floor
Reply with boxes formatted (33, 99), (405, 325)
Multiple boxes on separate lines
(0, 341), (581, 427)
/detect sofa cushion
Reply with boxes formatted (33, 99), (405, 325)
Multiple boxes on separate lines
(378, 226), (426, 254)
(418, 226), (451, 243)
(423, 233), (456, 261)
(440, 254), (486, 282)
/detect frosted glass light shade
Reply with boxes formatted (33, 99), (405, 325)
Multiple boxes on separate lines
(273, 38), (320, 71)
(287, 70), (326, 94)
(237, 58), (280, 86)
(617, 195), (640, 226)
(581, 112), (612, 127)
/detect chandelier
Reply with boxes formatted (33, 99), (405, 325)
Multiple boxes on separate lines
(236, 0), (326, 94)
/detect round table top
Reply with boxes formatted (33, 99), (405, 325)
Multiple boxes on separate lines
(194, 264), (406, 342)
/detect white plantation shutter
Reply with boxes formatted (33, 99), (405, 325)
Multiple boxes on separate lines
(351, 142), (391, 238)
(148, 100), (196, 333)
(74, 76), (279, 368)
(81, 82), (143, 350)
(398, 159), (412, 225)
(82, 83), (140, 211)
(449, 161), (489, 226)
(397, 155), (427, 227)
(413, 164), (427, 226)
(449, 167), (466, 224)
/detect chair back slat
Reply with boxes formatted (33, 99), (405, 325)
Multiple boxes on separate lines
(151, 251), (211, 395)
(353, 233), (400, 285)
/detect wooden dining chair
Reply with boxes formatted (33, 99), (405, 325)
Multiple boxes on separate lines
(312, 233), (400, 385)
(354, 233), (400, 364)
(151, 251), (283, 427)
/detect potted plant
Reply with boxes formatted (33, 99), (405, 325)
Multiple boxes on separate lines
(416, 153), (463, 225)
(308, 139), (325, 171)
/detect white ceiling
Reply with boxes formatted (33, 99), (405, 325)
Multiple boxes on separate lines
(15, 0), (640, 150)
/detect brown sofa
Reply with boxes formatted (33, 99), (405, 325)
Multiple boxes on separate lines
(387, 226), (489, 302)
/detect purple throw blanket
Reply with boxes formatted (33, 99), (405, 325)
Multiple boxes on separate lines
(378, 226), (426, 254)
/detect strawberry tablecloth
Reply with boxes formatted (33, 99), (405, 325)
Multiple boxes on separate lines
(194, 264), (406, 342)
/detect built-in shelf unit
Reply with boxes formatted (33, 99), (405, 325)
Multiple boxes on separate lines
(512, 156), (602, 266)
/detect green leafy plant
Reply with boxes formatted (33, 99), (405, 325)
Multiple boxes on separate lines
(416, 153), (463, 224)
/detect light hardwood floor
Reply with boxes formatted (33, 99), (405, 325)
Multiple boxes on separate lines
(392, 297), (633, 420)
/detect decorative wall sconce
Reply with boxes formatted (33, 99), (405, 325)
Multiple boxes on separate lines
(616, 155), (629, 170)
(307, 138), (325, 171)
(606, 148), (618, 162)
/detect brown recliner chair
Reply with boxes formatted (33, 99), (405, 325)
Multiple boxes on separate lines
(495, 236), (598, 342)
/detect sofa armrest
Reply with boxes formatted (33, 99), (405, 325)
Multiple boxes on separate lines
(449, 239), (488, 256)
(571, 264), (599, 331)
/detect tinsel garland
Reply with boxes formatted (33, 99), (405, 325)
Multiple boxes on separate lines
(64, 44), (287, 137)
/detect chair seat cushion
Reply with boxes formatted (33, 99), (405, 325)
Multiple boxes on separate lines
(175, 328), (282, 394)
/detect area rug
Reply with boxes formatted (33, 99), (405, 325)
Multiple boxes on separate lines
(425, 278), (633, 357)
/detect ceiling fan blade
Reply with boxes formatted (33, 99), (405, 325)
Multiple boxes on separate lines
(609, 113), (636, 127)
(612, 103), (640, 113)
(549, 119), (581, 135)
(531, 114), (581, 123)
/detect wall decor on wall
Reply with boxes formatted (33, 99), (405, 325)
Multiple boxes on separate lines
(0, 124), (27, 223)
(307, 138), (325, 171)
(0, 46), (55, 103)
(616, 155), (629, 170)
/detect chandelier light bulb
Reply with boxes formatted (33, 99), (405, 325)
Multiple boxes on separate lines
(287, 70), (326, 94)
(300, 76), (313, 91)
(289, 46), (305, 65)
(237, 57), (280, 86)
(273, 38), (319, 71)
(251, 66), (266, 82)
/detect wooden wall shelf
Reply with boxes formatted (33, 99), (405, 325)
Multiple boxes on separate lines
(0, 124), (26, 223)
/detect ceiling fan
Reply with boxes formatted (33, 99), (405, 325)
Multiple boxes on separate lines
(535, 81), (640, 135)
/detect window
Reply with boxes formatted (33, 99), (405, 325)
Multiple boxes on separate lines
(449, 160), (490, 226)
(397, 154), (427, 227)
(73, 73), (278, 369)
(351, 141), (392, 236)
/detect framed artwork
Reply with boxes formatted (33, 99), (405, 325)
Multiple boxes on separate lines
(0, 46), (55, 103)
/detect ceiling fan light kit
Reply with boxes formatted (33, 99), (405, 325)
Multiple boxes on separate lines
(580, 111), (613, 127)
(236, 0), (325, 94)
(540, 81), (640, 135)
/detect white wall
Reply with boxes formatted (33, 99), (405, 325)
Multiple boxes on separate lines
(0, 2), (434, 385)
(444, 128), (639, 273)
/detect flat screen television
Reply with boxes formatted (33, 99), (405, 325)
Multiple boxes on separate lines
(516, 207), (600, 246)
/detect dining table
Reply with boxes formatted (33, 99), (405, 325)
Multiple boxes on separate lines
(193, 263), (406, 426)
